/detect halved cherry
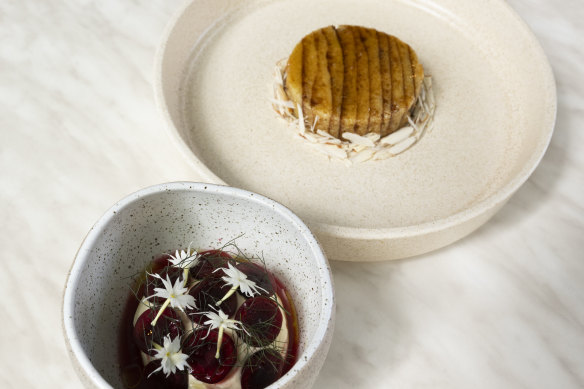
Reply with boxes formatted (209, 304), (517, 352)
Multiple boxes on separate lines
(189, 250), (233, 279)
(235, 263), (276, 297)
(143, 265), (184, 304)
(240, 350), (284, 389)
(142, 360), (189, 389)
(133, 308), (183, 355)
(235, 296), (282, 347)
(183, 328), (237, 384)
(186, 278), (237, 324)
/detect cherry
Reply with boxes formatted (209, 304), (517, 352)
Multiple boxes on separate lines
(141, 360), (189, 389)
(186, 278), (237, 324)
(183, 328), (237, 384)
(189, 250), (233, 279)
(235, 263), (276, 297)
(240, 350), (284, 389)
(235, 296), (282, 347)
(133, 308), (183, 355)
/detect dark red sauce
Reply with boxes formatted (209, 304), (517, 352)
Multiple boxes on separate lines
(118, 250), (299, 389)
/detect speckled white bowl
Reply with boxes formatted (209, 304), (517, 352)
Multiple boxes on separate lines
(154, 0), (556, 261)
(63, 182), (334, 389)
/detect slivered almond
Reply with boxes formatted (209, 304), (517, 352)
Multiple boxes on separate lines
(297, 103), (305, 134)
(316, 129), (336, 139)
(373, 149), (395, 160)
(364, 132), (381, 143)
(350, 148), (375, 163)
(380, 126), (414, 145)
(389, 136), (416, 154)
(341, 132), (375, 147)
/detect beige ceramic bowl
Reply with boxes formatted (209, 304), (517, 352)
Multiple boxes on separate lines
(155, 0), (556, 261)
(63, 182), (335, 388)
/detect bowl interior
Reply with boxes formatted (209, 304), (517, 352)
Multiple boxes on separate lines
(65, 183), (332, 387)
(156, 0), (555, 234)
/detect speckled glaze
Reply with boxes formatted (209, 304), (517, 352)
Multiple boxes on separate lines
(62, 182), (335, 389)
(154, 0), (556, 261)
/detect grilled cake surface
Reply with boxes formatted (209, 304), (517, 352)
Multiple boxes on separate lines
(285, 25), (424, 138)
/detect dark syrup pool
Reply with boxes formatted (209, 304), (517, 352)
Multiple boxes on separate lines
(118, 250), (299, 389)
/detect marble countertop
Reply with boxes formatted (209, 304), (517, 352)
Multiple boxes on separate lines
(1, 0), (582, 388)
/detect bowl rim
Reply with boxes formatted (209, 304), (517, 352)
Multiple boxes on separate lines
(62, 181), (335, 388)
(153, 0), (557, 242)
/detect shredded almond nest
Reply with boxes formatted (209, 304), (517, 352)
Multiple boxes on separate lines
(270, 59), (436, 165)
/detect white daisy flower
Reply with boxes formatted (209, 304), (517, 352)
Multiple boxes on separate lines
(168, 243), (198, 269)
(150, 335), (190, 377)
(202, 308), (248, 359)
(213, 262), (267, 306)
(148, 273), (196, 326)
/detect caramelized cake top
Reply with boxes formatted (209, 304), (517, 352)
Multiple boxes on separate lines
(284, 25), (424, 138)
